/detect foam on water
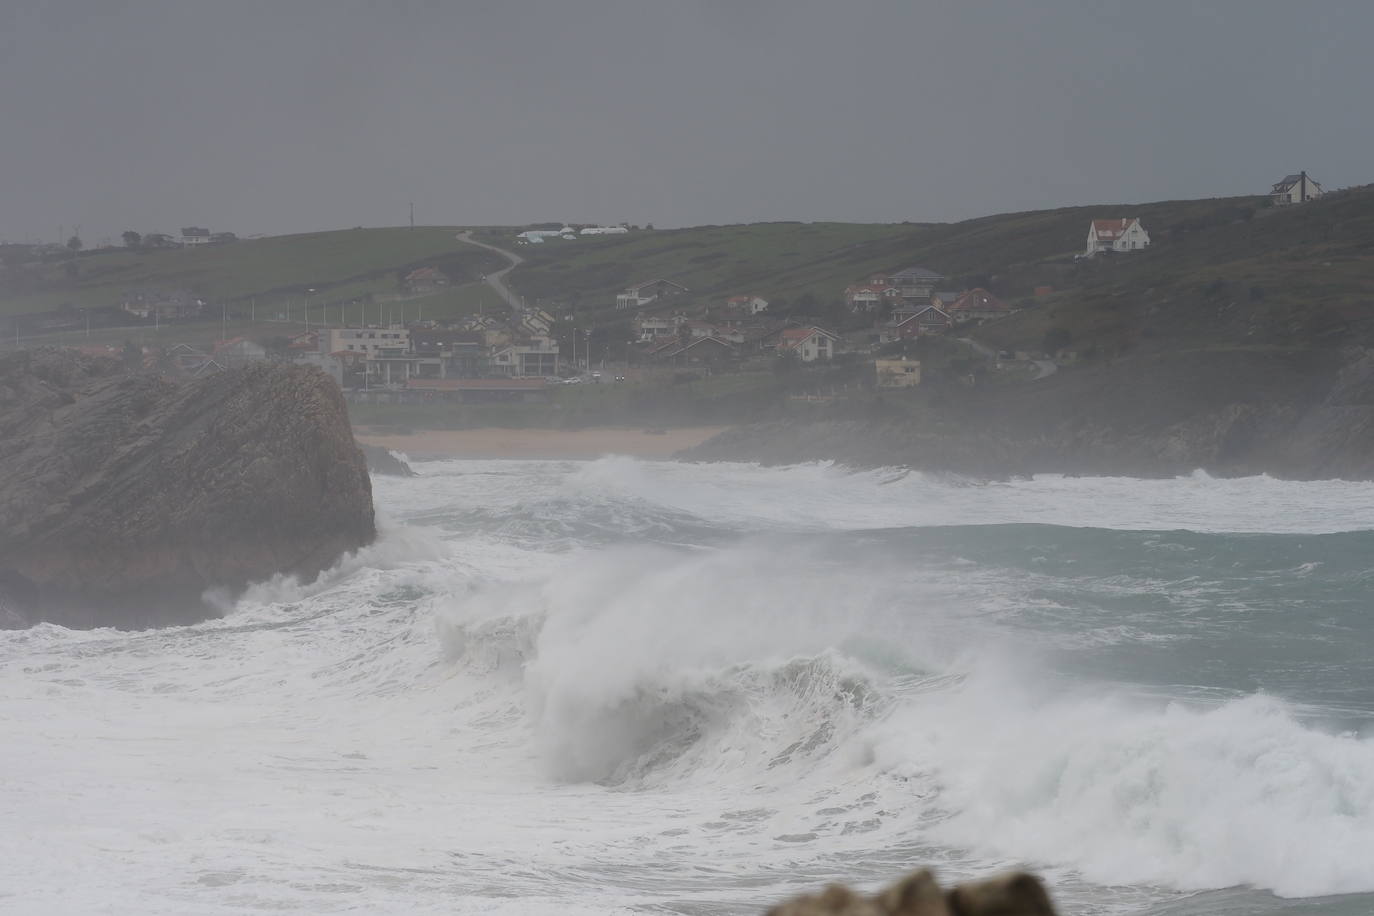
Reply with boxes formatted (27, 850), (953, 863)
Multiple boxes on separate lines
(5, 457), (1374, 915)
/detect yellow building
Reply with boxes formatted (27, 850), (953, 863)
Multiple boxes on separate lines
(875, 358), (921, 387)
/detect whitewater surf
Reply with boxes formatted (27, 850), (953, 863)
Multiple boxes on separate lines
(3, 458), (1373, 915)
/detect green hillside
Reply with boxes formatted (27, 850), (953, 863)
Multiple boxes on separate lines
(0, 227), (507, 322)
(498, 189), (1374, 359)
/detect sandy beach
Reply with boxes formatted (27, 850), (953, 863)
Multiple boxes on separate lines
(354, 426), (729, 460)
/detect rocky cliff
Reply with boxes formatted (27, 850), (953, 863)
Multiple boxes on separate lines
(0, 349), (375, 628)
(682, 347), (1374, 480)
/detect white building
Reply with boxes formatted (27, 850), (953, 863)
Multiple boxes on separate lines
(1271, 172), (1324, 205)
(579, 226), (629, 235)
(179, 227), (211, 247)
(515, 227), (575, 244)
(1085, 218), (1150, 256)
(725, 295), (769, 315)
(325, 327), (410, 356)
(776, 326), (839, 362)
(491, 336), (560, 377)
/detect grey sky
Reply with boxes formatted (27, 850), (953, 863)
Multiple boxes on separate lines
(3, 0), (1369, 245)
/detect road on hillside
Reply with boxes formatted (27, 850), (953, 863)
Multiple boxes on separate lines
(456, 231), (524, 311)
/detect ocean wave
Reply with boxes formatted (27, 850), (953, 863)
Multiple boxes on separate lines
(868, 671), (1374, 898)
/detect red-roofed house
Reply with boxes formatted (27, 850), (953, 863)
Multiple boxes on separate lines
(777, 326), (840, 362)
(947, 289), (1013, 323)
(1085, 218), (1149, 256)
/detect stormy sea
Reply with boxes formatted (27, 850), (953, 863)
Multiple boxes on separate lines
(4, 457), (1374, 915)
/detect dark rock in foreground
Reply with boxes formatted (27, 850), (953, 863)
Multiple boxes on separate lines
(0, 349), (375, 628)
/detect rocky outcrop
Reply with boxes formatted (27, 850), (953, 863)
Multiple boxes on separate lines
(684, 348), (1374, 480)
(766, 868), (1056, 916)
(357, 442), (416, 476)
(0, 349), (375, 628)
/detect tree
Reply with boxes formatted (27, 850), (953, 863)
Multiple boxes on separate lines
(121, 230), (142, 248)
(66, 235), (83, 252)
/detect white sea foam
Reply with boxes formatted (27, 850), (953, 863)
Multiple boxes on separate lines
(5, 458), (1374, 914)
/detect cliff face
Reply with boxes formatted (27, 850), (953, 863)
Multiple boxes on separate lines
(682, 348), (1374, 480)
(0, 349), (375, 628)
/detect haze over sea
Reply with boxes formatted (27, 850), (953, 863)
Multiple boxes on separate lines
(4, 458), (1374, 915)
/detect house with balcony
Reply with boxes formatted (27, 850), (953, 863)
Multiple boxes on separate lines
(845, 282), (900, 312)
(491, 336), (560, 377)
(872, 267), (946, 301)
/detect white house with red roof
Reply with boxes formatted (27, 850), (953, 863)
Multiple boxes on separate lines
(1085, 218), (1149, 256)
(777, 326), (840, 362)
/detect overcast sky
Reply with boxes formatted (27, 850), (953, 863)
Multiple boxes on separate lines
(3, 0), (1370, 245)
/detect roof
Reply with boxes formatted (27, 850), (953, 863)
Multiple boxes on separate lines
(887, 267), (945, 282)
(846, 283), (897, 295)
(894, 306), (951, 327)
(625, 278), (689, 293)
(1089, 218), (1140, 239)
(948, 288), (1011, 313)
(654, 335), (735, 358)
(777, 326), (839, 349)
(1273, 173), (1304, 189)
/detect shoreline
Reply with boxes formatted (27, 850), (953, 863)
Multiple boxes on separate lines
(354, 425), (728, 460)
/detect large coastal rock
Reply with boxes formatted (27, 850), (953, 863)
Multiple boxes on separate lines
(0, 349), (375, 628)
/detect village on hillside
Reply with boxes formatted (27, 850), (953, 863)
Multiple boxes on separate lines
(0, 171), (1339, 407)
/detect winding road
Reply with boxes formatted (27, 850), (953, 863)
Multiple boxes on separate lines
(456, 231), (524, 311)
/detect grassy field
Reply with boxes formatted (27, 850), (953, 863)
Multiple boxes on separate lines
(0, 227), (507, 319)
(9, 187), (1370, 376)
